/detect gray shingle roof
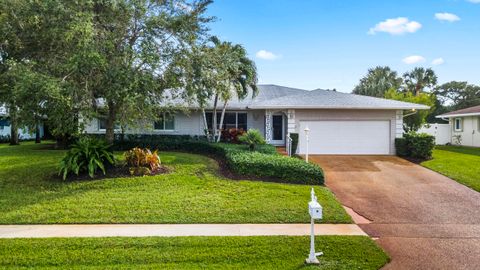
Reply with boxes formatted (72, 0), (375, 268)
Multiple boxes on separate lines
(436, 105), (480, 118)
(248, 87), (430, 110)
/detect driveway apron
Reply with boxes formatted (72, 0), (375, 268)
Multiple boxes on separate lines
(311, 155), (480, 270)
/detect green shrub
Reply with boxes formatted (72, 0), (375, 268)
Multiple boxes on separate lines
(238, 129), (265, 150)
(290, 133), (299, 154)
(395, 132), (435, 160)
(395, 138), (409, 157)
(99, 134), (323, 185)
(227, 151), (324, 185)
(59, 137), (115, 180)
(405, 132), (435, 159)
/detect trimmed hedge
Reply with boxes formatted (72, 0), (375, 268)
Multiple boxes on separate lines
(96, 134), (324, 185)
(395, 132), (435, 160)
(227, 151), (323, 185)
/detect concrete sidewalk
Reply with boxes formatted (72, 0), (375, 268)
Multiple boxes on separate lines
(0, 224), (366, 238)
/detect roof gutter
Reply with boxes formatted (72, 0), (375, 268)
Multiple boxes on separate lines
(436, 112), (480, 118)
(247, 105), (430, 110)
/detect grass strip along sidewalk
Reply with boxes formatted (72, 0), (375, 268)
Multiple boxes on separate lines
(0, 236), (389, 269)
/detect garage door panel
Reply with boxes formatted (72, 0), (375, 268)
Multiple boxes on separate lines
(298, 120), (391, 155)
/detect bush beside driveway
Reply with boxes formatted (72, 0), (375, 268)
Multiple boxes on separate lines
(422, 145), (480, 192)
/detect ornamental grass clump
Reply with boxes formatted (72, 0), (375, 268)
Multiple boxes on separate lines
(124, 147), (162, 176)
(59, 137), (115, 180)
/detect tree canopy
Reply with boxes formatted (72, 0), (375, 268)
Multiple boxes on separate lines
(353, 66), (402, 98)
(0, 0), (214, 144)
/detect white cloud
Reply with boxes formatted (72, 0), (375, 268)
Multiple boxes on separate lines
(255, 50), (280, 60)
(368, 17), (422, 35)
(432, 58), (445, 65)
(467, 0), (480, 3)
(402, 55), (426, 64)
(435, 12), (460, 22)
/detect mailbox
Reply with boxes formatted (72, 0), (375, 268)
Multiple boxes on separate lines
(309, 200), (323, 219)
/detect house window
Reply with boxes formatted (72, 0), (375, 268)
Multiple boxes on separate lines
(154, 113), (175, 131)
(98, 117), (120, 131)
(205, 112), (247, 130)
(454, 118), (462, 132)
(478, 117), (480, 131)
(0, 119), (9, 130)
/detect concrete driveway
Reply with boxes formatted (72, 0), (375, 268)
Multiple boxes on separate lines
(310, 155), (480, 270)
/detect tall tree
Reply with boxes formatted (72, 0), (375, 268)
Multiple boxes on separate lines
(435, 81), (480, 110)
(353, 66), (402, 97)
(175, 37), (258, 142)
(209, 37), (258, 142)
(1, 0), (213, 145)
(403, 67), (438, 95)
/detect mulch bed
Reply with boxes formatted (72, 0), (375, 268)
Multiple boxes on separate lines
(60, 165), (170, 181)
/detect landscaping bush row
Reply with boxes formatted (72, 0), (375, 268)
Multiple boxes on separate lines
(94, 134), (324, 185)
(227, 151), (324, 185)
(395, 132), (435, 160)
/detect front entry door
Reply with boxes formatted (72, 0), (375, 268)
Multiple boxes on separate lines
(272, 114), (284, 145)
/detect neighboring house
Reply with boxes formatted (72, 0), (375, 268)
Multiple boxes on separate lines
(0, 105), (43, 140)
(436, 105), (480, 147)
(84, 84), (428, 155)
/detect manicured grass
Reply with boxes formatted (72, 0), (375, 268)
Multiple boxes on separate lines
(422, 145), (480, 192)
(0, 142), (351, 224)
(0, 236), (389, 269)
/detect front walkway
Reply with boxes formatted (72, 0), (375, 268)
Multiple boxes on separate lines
(310, 155), (480, 270)
(0, 224), (366, 238)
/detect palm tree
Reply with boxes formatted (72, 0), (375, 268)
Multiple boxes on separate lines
(403, 67), (438, 96)
(353, 66), (402, 97)
(207, 37), (258, 142)
(178, 37), (257, 142)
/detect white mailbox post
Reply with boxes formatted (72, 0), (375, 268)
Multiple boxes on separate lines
(306, 188), (323, 265)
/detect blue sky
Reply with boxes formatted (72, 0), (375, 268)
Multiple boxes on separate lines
(206, 0), (480, 92)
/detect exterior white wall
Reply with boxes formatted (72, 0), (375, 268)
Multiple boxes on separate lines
(83, 110), (267, 137)
(84, 111), (205, 136)
(449, 116), (480, 147)
(247, 110), (265, 134)
(418, 123), (451, 145)
(294, 109), (398, 154)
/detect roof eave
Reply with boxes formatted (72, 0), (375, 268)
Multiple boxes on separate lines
(248, 105), (430, 110)
(436, 112), (480, 118)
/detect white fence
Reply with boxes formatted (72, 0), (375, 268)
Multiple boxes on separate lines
(418, 123), (451, 145)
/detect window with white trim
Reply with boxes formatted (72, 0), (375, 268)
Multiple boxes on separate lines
(454, 118), (462, 132)
(205, 112), (247, 130)
(154, 113), (175, 131)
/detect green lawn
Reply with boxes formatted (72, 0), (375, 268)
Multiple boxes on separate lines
(422, 145), (480, 192)
(0, 142), (351, 224)
(0, 236), (388, 269)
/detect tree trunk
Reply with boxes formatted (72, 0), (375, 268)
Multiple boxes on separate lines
(216, 101), (228, 143)
(201, 108), (210, 139)
(212, 95), (219, 142)
(35, 120), (41, 144)
(105, 102), (117, 144)
(9, 107), (19, 145)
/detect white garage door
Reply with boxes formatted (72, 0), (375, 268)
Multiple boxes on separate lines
(298, 120), (391, 155)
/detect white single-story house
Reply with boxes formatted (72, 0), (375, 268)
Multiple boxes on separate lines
(84, 84), (428, 155)
(436, 105), (480, 147)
